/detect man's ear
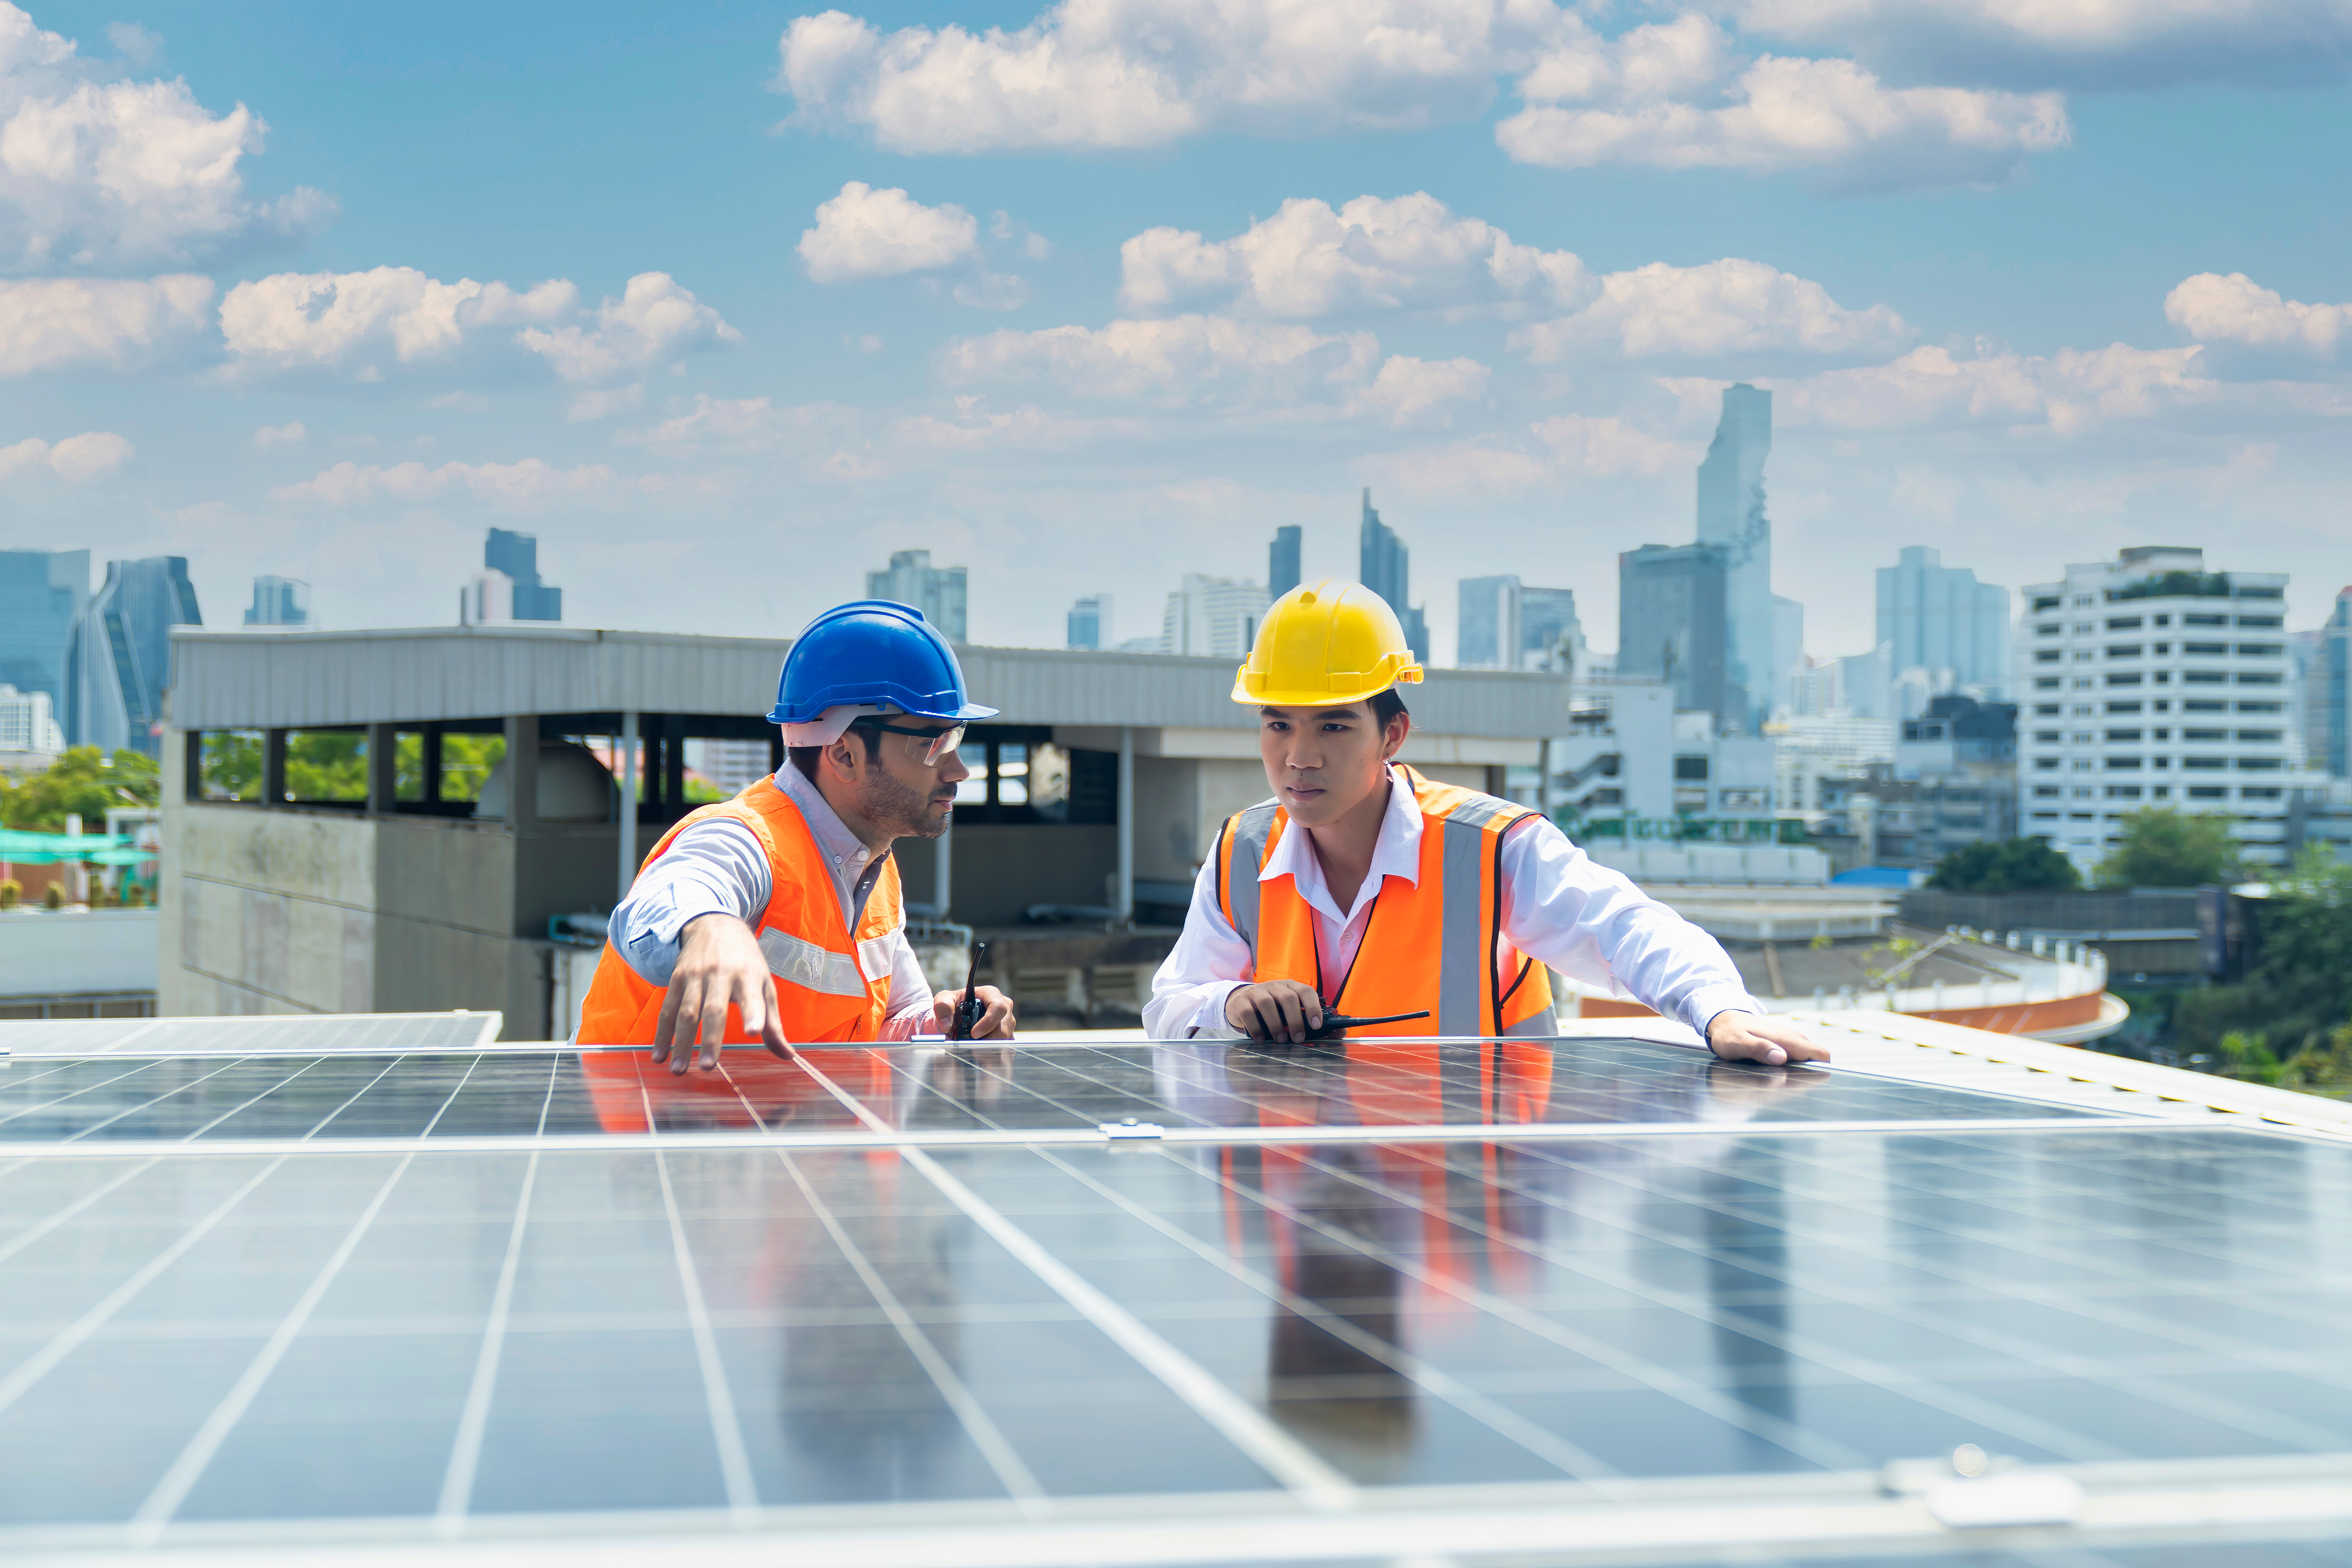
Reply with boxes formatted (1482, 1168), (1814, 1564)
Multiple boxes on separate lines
(823, 733), (861, 783)
(1380, 711), (1412, 762)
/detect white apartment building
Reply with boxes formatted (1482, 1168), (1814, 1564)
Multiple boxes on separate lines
(1156, 574), (1269, 659)
(0, 682), (66, 757)
(2016, 546), (2323, 872)
(1768, 714), (1896, 815)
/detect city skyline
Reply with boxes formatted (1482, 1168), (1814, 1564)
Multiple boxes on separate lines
(0, 3), (2344, 663)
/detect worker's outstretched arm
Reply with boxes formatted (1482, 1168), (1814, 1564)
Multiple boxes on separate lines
(653, 913), (788, 1074)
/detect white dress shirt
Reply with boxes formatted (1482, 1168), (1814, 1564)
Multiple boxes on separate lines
(1142, 768), (1759, 1044)
(606, 764), (937, 1040)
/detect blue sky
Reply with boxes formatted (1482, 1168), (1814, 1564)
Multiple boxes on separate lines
(4, 0), (2350, 660)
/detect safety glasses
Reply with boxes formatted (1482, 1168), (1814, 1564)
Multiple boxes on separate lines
(859, 720), (967, 767)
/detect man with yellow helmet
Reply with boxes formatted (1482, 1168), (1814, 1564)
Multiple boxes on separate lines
(1143, 580), (1828, 1065)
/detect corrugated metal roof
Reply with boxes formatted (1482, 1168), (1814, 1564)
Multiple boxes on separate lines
(166, 626), (1573, 739)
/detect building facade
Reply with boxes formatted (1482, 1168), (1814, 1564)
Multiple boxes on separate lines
(2301, 588), (2351, 778)
(1878, 546), (2010, 697)
(62, 556), (201, 756)
(486, 529), (562, 622)
(1895, 695), (2020, 868)
(1358, 489), (1429, 664)
(0, 684), (66, 756)
(1066, 593), (1109, 651)
(1694, 383), (1776, 735)
(2016, 546), (2321, 872)
(864, 549), (967, 641)
(1457, 574), (1518, 668)
(1618, 543), (1728, 724)
(1157, 575), (1269, 658)
(244, 576), (313, 628)
(0, 548), (88, 712)
(1519, 587), (1583, 674)
(1268, 525), (1300, 602)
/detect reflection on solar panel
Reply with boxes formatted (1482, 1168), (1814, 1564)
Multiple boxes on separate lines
(1, 1026), (2348, 1565)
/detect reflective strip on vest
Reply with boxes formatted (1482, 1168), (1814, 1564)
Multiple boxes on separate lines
(1437, 815), (1489, 1036)
(758, 927), (871, 998)
(855, 929), (900, 984)
(1225, 800), (1279, 951)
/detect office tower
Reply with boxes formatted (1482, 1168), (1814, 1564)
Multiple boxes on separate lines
(62, 556), (201, 756)
(865, 548), (968, 641)
(1694, 383), (1773, 734)
(244, 576), (312, 627)
(1457, 575), (1519, 668)
(1157, 574), (1270, 658)
(1877, 545), (2011, 696)
(1518, 587), (1583, 674)
(1067, 593), (1111, 651)
(484, 528), (562, 621)
(1773, 595), (1803, 713)
(1617, 543), (1728, 720)
(1269, 526), (1301, 602)
(2303, 589), (2352, 777)
(0, 549), (89, 712)
(2015, 546), (2317, 873)
(1357, 489), (1429, 664)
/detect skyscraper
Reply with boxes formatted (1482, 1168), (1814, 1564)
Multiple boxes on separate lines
(2307, 589), (2352, 777)
(1457, 575), (1519, 668)
(1157, 575), (1269, 657)
(1877, 545), (2011, 696)
(1067, 593), (1111, 650)
(1694, 383), (1773, 734)
(62, 556), (201, 756)
(0, 548), (87, 711)
(244, 576), (312, 627)
(865, 548), (968, 641)
(1269, 525), (1301, 601)
(1518, 587), (1584, 674)
(484, 528), (562, 621)
(1357, 489), (1429, 664)
(1617, 544), (1728, 720)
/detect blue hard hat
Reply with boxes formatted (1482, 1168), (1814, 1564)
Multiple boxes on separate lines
(768, 599), (999, 725)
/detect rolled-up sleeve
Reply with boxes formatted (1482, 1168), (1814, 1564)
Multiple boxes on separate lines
(1500, 817), (1759, 1044)
(879, 933), (938, 1040)
(607, 820), (771, 987)
(1143, 856), (1255, 1040)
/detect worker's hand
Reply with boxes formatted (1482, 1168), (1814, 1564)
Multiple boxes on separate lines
(653, 913), (786, 1074)
(933, 986), (1016, 1040)
(1705, 1012), (1831, 1067)
(1225, 980), (1325, 1045)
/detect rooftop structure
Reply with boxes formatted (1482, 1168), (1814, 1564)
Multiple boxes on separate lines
(865, 549), (965, 642)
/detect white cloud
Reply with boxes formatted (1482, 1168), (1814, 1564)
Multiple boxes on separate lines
(1513, 258), (1912, 362)
(0, 271), (209, 373)
(1354, 354), (1490, 425)
(0, 427), (131, 480)
(2166, 272), (2347, 360)
(799, 180), (980, 281)
(896, 405), (1143, 450)
(270, 456), (648, 508)
(515, 272), (740, 384)
(0, 2), (333, 268)
(773, 0), (1560, 154)
(1725, 0), (2352, 89)
(1498, 19), (2070, 191)
(253, 420), (304, 447)
(1357, 441), (1554, 495)
(942, 314), (1381, 409)
(1764, 341), (2216, 434)
(1531, 413), (1695, 474)
(220, 266), (576, 372)
(1120, 192), (1593, 318)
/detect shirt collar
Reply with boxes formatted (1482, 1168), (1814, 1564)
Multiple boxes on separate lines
(1260, 765), (1422, 923)
(772, 764), (880, 876)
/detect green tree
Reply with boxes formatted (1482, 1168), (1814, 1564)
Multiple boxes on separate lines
(285, 731), (366, 801)
(1925, 837), (2082, 893)
(2176, 848), (2352, 1075)
(198, 731), (263, 800)
(0, 747), (161, 829)
(2094, 806), (2238, 889)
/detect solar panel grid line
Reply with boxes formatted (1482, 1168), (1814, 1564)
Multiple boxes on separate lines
(127, 1150), (422, 1541)
(300, 1054), (412, 1141)
(436, 1052), (563, 1532)
(1487, 1139), (2352, 1459)
(0, 1056), (169, 1131)
(176, 1056), (330, 1143)
(782, 1045), (1363, 1512)
(0, 1153), (291, 1420)
(650, 1140), (762, 1525)
(0, 1154), (162, 1268)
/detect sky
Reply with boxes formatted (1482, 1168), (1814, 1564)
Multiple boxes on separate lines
(3, 0), (2349, 663)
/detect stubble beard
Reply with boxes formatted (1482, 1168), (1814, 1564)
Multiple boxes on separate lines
(863, 766), (949, 840)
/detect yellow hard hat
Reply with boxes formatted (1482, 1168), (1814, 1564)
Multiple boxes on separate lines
(1233, 579), (1425, 707)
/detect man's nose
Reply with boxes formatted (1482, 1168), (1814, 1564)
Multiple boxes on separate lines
(939, 750), (970, 784)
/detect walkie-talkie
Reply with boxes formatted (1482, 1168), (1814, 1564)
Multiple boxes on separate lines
(950, 941), (989, 1041)
(1302, 1008), (1431, 1042)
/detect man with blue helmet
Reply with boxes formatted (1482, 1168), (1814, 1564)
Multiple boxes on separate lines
(578, 600), (1014, 1070)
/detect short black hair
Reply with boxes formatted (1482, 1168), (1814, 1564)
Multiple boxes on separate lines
(787, 721), (884, 782)
(1370, 688), (1409, 730)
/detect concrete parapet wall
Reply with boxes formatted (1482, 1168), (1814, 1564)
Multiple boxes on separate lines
(0, 907), (159, 998)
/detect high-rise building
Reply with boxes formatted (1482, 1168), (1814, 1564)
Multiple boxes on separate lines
(62, 556), (201, 756)
(865, 548), (967, 642)
(1694, 383), (1774, 735)
(0, 548), (88, 711)
(2302, 589), (2352, 778)
(1269, 526), (1301, 602)
(1357, 489), (1429, 664)
(1158, 574), (1269, 658)
(0, 684), (66, 757)
(1457, 575), (1519, 668)
(1518, 587), (1584, 674)
(2015, 546), (2321, 872)
(1773, 595), (1804, 711)
(484, 529), (561, 622)
(1066, 593), (1111, 651)
(1617, 543), (1728, 721)
(244, 575), (312, 627)
(1878, 546), (2011, 697)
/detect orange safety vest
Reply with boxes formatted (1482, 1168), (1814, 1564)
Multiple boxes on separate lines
(577, 777), (902, 1045)
(1212, 765), (1555, 1038)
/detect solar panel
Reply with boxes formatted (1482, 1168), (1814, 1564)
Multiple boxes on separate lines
(0, 1031), (2347, 1564)
(0, 1010), (503, 1057)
